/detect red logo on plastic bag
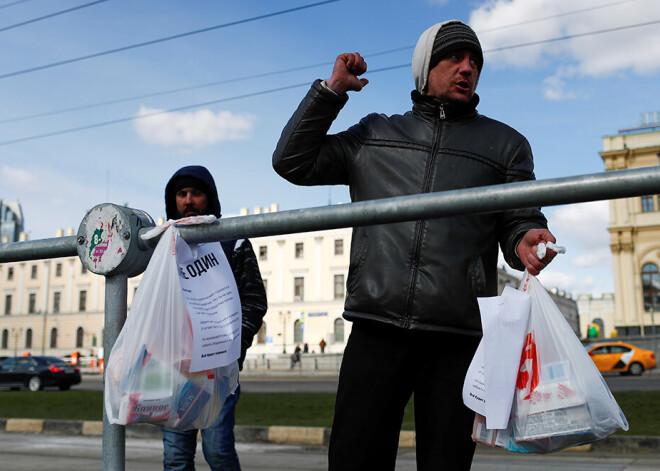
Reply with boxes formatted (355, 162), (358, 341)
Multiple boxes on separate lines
(517, 333), (539, 400)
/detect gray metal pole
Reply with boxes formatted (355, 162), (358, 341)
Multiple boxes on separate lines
(171, 166), (660, 244)
(102, 274), (128, 471)
(0, 235), (77, 262)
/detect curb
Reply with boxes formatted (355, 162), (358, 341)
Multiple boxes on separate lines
(0, 418), (413, 448)
(1, 418), (659, 453)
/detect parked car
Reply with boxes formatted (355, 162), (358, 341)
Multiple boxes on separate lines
(586, 341), (657, 376)
(0, 356), (81, 391)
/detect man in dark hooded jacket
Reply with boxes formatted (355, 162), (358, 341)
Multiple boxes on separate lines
(162, 165), (267, 471)
(273, 20), (557, 471)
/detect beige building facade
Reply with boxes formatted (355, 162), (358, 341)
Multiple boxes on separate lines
(600, 120), (660, 337)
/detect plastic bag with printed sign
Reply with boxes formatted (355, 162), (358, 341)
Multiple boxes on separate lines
(493, 270), (628, 453)
(104, 217), (239, 430)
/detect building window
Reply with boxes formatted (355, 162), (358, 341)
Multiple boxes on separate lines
(334, 239), (344, 255)
(641, 195), (655, 212)
(55, 263), (62, 277)
(28, 293), (37, 314)
(76, 327), (84, 348)
(4, 294), (11, 315)
(294, 277), (304, 301)
(30, 265), (38, 279)
(81, 265), (87, 275)
(334, 318), (345, 343)
(294, 319), (304, 343)
(295, 242), (304, 259)
(334, 274), (345, 299)
(79, 290), (87, 312)
(53, 292), (61, 313)
(1, 329), (8, 349)
(259, 245), (267, 261)
(7, 267), (13, 281)
(25, 328), (32, 349)
(642, 263), (660, 312)
(262, 279), (268, 295)
(257, 323), (267, 344)
(50, 328), (58, 348)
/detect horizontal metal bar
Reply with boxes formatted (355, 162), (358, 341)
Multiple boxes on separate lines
(3, 166), (660, 258)
(0, 235), (78, 263)
(175, 166), (660, 244)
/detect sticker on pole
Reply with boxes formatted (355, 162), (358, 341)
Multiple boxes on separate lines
(175, 236), (241, 372)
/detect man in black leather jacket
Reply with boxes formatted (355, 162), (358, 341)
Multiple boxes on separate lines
(273, 21), (557, 471)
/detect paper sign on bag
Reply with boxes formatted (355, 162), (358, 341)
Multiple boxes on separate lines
(463, 286), (531, 429)
(175, 237), (242, 372)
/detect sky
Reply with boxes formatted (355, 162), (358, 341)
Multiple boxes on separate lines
(1, 0), (659, 298)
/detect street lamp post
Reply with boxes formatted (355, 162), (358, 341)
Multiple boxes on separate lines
(279, 310), (290, 353)
(12, 327), (22, 357)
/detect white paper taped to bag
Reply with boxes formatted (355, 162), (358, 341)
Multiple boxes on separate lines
(463, 286), (531, 429)
(175, 233), (242, 373)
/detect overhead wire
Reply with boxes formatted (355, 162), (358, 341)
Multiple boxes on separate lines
(0, 0), (33, 10)
(0, 0), (638, 125)
(0, 1), (107, 34)
(0, 64), (412, 146)
(477, 0), (638, 33)
(0, 7), (657, 146)
(0, 46), (416, 124)
(0, 0), (339, 80)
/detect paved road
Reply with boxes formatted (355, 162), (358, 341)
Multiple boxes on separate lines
(1, 431), (659, 471)
(75, 371), (660, 393)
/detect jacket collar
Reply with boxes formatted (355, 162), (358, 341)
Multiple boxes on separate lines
(411, 90), (479, 121)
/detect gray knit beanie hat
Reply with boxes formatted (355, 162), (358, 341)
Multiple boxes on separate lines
(412, 20), (483, 93)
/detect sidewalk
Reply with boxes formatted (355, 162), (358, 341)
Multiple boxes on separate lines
(1, 416), (659, 454)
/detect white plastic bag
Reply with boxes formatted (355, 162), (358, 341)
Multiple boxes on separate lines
(493, 271), (628, 453)
(104, 222), (238, 430)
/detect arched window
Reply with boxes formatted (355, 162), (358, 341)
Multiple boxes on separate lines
(642, 263), (660, 312)
(1, 329), (8, 349)
(25, 328), (33, 349)
(293, 319), (304, 343)
(50, 327), (58, 348)
(76, 327), (84, 348)
(334, 318), (345, 343)
(257, 323), (267, 344)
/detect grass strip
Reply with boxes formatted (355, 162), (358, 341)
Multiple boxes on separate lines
(0, 390), (656, 436)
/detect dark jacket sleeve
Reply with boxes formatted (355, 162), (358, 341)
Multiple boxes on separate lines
(496, 136), (549, 270)
(232, 238), (267, 370)
(272, 79), (360, 186)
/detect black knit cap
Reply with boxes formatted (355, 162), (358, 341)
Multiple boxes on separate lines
(429, 21), (483, 72)
(172, 176), (209, 195)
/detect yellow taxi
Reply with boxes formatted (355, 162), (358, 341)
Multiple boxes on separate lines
(586, 341), (657, 376)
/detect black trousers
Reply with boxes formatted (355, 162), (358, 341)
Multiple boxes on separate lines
(328, 321), (480, 471)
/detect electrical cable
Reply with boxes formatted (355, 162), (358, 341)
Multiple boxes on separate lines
(0, 46), (415, 124)
(0, 0), (33, 10)
(477, 0), (638, 33)
(0, 1), (107, 34)
(0, 15), (657, 146)
(0, 0), (339, 80)
(0, 0), (640, 125)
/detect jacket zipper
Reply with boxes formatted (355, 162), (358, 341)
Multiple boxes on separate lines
(403, 104), (445, 328)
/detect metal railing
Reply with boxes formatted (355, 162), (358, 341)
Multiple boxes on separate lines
(2, 166), (660, 470)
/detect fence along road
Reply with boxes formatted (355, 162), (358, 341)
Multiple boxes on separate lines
(2, 166), (660, 471)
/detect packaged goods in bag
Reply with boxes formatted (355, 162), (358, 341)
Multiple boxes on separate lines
(478, 270), (628, 453)
(105, 218), (239, 430)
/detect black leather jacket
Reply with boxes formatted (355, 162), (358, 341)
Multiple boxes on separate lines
(273, 79), (548, 335)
